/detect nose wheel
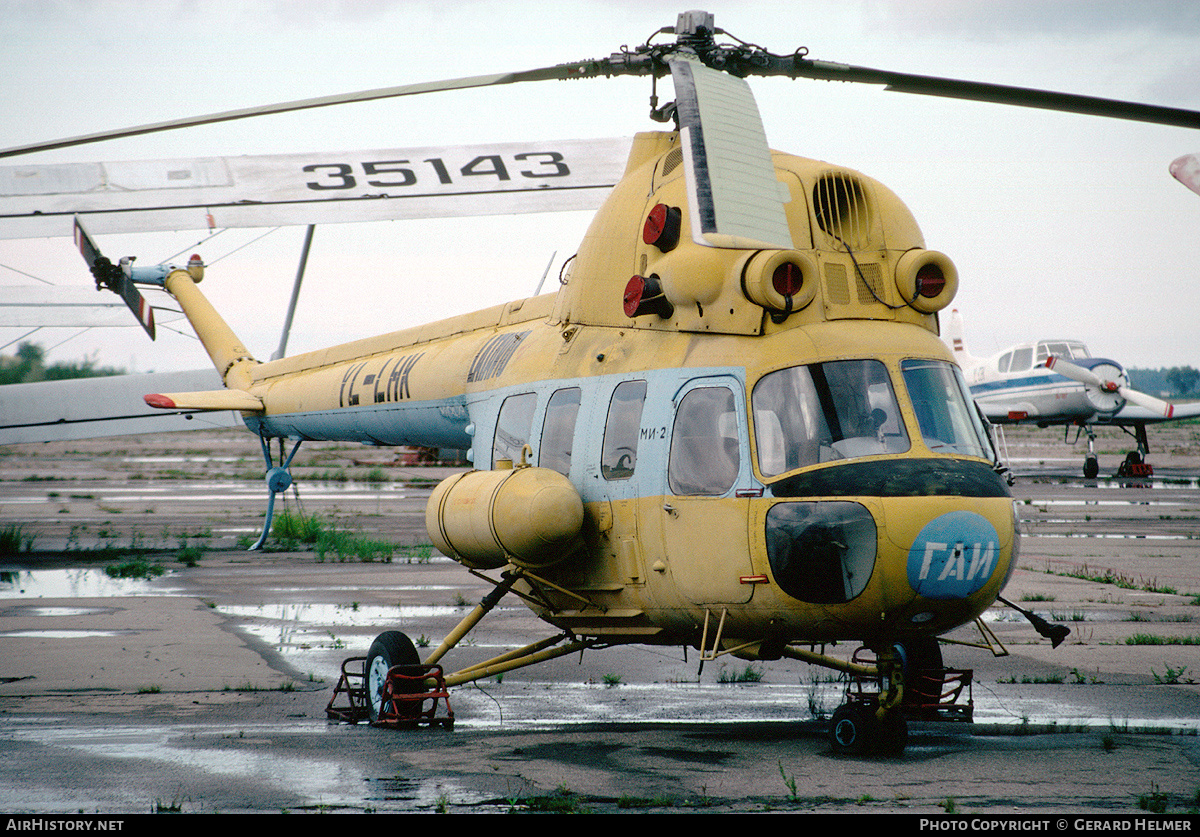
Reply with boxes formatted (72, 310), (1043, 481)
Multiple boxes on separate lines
(829, 702), (907, 755)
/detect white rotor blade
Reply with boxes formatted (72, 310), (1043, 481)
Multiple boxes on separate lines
(670, 57), (793, 250)
(0, 67), (581, 159)
(0, 139), (631, 239)
(0, 286), (183, 328)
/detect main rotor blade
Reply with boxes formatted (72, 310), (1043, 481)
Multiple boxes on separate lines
(779, 60), (1200, 130)
(0, 65), (585, 160)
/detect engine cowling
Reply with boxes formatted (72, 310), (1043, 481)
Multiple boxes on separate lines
(425, 466), (584, 570)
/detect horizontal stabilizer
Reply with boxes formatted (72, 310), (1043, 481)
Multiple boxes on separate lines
(0, 139), (631, 239)
(1171, 154), (1200, 197)
(144, 389), (263, 412)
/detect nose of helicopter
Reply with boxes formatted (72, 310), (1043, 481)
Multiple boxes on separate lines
(879, 495), (1019, 632)
(763, 493), (1017, 634)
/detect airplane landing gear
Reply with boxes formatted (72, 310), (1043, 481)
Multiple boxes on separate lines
(1083, 426), (1099, 479)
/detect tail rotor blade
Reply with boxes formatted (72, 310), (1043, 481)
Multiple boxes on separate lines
(73, 217), (156, 340)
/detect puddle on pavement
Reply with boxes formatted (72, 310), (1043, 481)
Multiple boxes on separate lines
(0, 719), (485, 812)
(0, 629), (137, 638)
(0, 568), (181, 598)
(214, 600), (521, 681)
(0, 566), (497, 684)
(1028, 532), (1187, 540)
(2, 605), (114, 617)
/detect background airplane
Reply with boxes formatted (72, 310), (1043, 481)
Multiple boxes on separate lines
(945, 309), (1200, 478)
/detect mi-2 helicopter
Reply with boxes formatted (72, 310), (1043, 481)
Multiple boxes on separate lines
(4, 11), (1198, 754)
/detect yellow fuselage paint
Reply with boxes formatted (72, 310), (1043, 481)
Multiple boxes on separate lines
(160, 130), (1014, 658)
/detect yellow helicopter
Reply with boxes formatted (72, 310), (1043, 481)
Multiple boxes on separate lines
(6, 10), (1199, 754)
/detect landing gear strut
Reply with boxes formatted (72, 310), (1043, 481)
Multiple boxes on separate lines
(1082, 426), (1100, 479)
(327, 568), (601, 728)
(828, 639), (974, 756)
(249, 435), (302, 551)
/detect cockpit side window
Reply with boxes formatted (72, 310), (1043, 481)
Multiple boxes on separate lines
(1010, 347), (1033, 372)
(901, 359), (994, 459)
(669, 386), (740, 496)
(601, 380), (647, 480)
(752, 360), (908, 478)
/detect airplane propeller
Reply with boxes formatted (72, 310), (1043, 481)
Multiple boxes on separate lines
(1045, 355), (1175, 419)
(3, 10), (1199, 160)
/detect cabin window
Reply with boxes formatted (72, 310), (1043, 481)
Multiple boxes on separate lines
(601, 380), (647, 480)
(1009, 347), (1033, 372)
(492, 392), (536, 467)
(901, 359), (994, 459)
(752, 360), (908, 478)
(540, 387), (581, 476)
(997, 352), (1012, 373)
(669, 386), (740, 496)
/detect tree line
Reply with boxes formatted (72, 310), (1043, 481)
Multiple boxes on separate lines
(0, 342), (125, 385)
(1127, 366), (1199, 398)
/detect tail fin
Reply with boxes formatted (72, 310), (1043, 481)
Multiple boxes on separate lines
(73, 217), (258, 391)
(945, 308), (981, 368)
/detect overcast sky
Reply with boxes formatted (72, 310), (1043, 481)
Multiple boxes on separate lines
(1, 0), (1198, 375)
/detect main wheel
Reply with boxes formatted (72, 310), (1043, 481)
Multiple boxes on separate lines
(365, 630), (419, 722)
(1084, 455), (1099, 479)
(829, 703), (875, 755)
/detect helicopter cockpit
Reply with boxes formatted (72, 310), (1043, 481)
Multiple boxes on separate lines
(752, 357), (992, 480)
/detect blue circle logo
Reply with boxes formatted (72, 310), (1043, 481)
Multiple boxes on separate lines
(906, 511), (1000, 599)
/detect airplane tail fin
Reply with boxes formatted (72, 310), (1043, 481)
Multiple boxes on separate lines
(945, 308), (982, 368)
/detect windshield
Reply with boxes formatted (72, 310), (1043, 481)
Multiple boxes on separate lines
(901, 359), (994, 459)
(752, 359), (909, 478)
